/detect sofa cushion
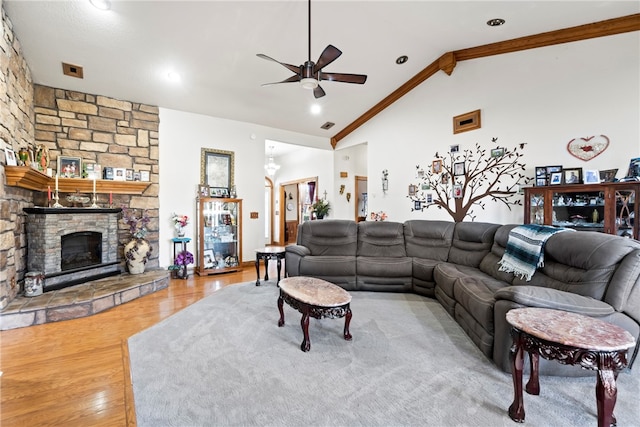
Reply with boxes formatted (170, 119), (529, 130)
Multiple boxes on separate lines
(412, 258), (440, 283)
(404, 220), (454, 260)
(448, 222), (501, 267)
(494, 286), (615, 316)
(479, 225), (518, 283)
(298, 220), (357, 256)
(357, 257), (412, 277)
(433, 262), (496, 300)
(357, 221), (407, 257)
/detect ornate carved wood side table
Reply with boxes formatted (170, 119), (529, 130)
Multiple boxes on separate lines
(506, 308), (636, 427)
(254, 246), (286, 285)
(277, 277), (352, 352)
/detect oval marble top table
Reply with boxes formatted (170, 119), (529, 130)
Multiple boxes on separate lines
(278, 277), (352, 307)
(506, 307), (636, 351)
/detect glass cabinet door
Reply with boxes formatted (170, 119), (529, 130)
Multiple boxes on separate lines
(552, 189), (605, 232)
(529, 191), (545, 225)
(615, 189), (635, 238)
(197, 198), (242, 275)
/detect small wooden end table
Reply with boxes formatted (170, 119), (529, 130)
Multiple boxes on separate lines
(277, 277), (352, 352)
(254, 246), (286, 286)
(506, 307), (636, 427)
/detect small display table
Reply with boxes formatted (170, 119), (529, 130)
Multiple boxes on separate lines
(254, 246), (286, 285)
(506, 308), (636, 427)
(171, 237), (191, 279)
(277, 277), (352, 352)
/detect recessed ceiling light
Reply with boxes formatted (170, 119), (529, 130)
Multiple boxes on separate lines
(396, 55), (408, 65)
(310, 104), (321, 115)
(89, 0), (111, 11)
(487, 18), (505, 27)
(167, 71), (181, 82)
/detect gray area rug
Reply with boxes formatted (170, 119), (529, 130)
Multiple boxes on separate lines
(129, 282), (640, 426)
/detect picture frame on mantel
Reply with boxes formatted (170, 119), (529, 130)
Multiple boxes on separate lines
(58, 156), (82, 178)
(201, 148), (234, 189)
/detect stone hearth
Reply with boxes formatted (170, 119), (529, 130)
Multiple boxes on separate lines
(0, 270), (169, 330)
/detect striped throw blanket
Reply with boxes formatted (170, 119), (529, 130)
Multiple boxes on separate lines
(498, 224), (572, 281)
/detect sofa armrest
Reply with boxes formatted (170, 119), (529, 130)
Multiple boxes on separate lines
(285, 245), (310, 257)
(285, 245), (311, 277)
(494, 286), (615, 316)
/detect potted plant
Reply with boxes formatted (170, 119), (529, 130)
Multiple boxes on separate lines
(171, 212), (189, 237)
(121, 206), (152, 274)
(170, 249), (194, 279)
(311, 199), (331, 219)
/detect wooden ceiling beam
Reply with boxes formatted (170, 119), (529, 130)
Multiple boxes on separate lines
(331, 13), (640, 149)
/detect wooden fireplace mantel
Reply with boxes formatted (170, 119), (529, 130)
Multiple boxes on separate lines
(4, 166), (150, 195)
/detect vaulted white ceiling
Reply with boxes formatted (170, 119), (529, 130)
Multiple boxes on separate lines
(4, 1), (639, 146)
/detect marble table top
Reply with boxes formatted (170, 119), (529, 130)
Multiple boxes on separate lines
(507, 308), (636, 352)
(255, 246), (286, 255)
(279, 277), (351, 307)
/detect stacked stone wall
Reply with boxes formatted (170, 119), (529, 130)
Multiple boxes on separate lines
(0, 6), (35, 308)
(33, 84), (160, 274)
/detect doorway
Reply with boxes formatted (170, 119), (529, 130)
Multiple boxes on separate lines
(265, 177), (274, 244)
(279, 176), (318, 244)
(355, 175), (368, 222)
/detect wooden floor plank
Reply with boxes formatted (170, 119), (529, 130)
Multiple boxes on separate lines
(0, 266), (262, 426)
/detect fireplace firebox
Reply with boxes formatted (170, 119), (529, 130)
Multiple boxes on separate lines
(24, 208), (122, 292)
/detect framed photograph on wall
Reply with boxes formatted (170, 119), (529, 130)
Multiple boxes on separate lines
(432, 159), (442, 174)
(490, 148), (504, 158)
(453, 162), (465, 176)
(201, 148), (234, 188)
(453, 184), (463, 198)
(58, 156), (82, 178)
(408, 184), (417, 196)
(563, 168), (582, 184)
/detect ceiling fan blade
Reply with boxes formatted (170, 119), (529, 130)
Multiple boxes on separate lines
(261, 75), (301, 86)
(314, 45), (342, 72)
(319, 72), (367, 84)
(313, 85), (326, 99)
(256, 54), (301, 75)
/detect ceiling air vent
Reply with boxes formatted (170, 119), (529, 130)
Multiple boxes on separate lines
(62, 62), (84, 79)
(320, 122), (335, 130)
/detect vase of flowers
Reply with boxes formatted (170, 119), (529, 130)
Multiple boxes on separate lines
(371, 211), (388, 221)
(171, 212), (189, 237)
(121, 206), (152, 274)
(172, 249), (194, 279)
(311, 199), (331, 219)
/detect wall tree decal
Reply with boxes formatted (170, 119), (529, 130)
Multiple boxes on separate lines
(408, 138), (531, 222)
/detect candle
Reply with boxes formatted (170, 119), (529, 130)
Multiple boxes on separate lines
(55, 174), (59, 192)
(109, 192), (112, 205)
(48, 185), (51, 200)
(93, 178), (96, 193)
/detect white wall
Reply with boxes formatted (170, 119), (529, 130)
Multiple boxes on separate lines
(339, 32), (640, 225)
(333, 143), (368, 219)
(158, 108), (328, 268)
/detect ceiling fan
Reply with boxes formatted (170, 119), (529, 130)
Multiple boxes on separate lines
(257, 0), (367, 99)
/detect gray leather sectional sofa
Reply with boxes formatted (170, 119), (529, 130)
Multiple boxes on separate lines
(285, 219), (640, 376)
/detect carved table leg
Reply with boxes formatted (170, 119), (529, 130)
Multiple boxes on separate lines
(300, 305), (311, 352)
(255, 255), (261, 286)
(343, 304), (352, 341)
(276, 257), (282, 285)
(526, 352), (540, 395)
(509, 330), (526, 423)
(277, 293), (285, 327)
(596, 355), (618, 427)
(263, 257), (269, 281)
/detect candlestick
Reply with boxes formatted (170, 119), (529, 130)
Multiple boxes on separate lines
(55, 174), (59, 192)
(90, 193), (99, 208)
(52, 190), (62, 208)
(93, 178), (96, 194)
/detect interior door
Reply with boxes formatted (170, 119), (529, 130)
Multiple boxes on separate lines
(355, 175), (368, 222)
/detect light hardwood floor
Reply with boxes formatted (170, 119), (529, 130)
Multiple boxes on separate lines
(1, 265), (267, 426)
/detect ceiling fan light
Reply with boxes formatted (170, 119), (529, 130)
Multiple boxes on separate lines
(300, 78), (319, 90)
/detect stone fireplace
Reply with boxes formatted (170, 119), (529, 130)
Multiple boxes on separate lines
(24, 208), (122, 292)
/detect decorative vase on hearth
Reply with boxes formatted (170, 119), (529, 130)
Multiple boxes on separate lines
(124, 238), (152, 274)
